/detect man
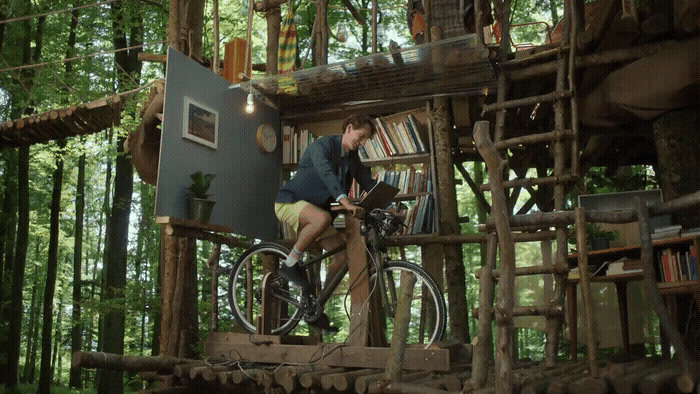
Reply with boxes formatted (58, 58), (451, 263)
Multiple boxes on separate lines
(274, 114), (377, 331)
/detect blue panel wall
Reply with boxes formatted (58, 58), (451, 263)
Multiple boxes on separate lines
(155, 47), (280, 240)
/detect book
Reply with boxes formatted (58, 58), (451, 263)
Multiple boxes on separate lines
(661, 249), (672, 282)
(407, 114), (427, 153)
(651, 225), (682, 240)
(282, 125), (293, 164)
(689, 245), (698, 280)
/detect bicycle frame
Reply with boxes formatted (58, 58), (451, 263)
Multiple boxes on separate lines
(296, 233), (394, 319)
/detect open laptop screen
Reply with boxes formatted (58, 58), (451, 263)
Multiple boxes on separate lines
(358, 182), (400, 210)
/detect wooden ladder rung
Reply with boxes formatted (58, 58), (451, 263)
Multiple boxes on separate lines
(471, 304), (564, 319)
(481, 90), (573, 114)
(493, 129), (573, 150)
(480, 174), (579, 191)
(476, 264), (568, 279)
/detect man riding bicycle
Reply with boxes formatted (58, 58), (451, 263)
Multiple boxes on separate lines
(273, 114), (378, 332)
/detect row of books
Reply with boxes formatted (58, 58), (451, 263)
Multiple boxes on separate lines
(656, 245), (698, 282)
(347, 168), (433, 199)
(359, 114), (428, 160)
(282, 126), (313, 164)
(375, 168), (433, 196)
(400, 195), (434, 235)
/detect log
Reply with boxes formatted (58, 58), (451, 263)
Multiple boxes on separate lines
(355, 371), (387, 394)
(172, 361), (207, 378)
(568, 376), (608, 394)
(639, 368), (683, 394)
(379, 382), (452, 393)
(474, 118), (516, 393)
(72, 351), (196, 374)
(469, 233), (497, 389)
(575, 207), (599, 377)
(273, 365), (317, 393)
(298, 367), (345, 388)
(217, 371), (232, 385)
(385, 270), (417, 381)
(320, 368), (378, 391)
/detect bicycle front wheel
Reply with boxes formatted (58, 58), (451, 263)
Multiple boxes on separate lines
(371, 261), (447, 348)
(228, 242), (303, 335)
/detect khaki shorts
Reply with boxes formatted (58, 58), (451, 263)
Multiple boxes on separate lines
(275, 201), (338, 240)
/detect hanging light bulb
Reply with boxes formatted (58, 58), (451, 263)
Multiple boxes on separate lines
(245, 91), (255, 114)
(336, 23), (347, 43)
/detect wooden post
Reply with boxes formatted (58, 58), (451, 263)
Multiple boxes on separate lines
(545, 0), (572, 369)
(467, 233), (497, 390)
(473, 120), (515, 394)
(430, 25), (469, 344)
(208, 243), (221, 332)
(257, 273), (274, 335)
(635, 197), (690, 375)
(346, 216), (370, 346)
(574, 207), (598, 377)
(385, 270), (417, 382)
(160, 234), (198, 358)
(265, 5), (281, 75)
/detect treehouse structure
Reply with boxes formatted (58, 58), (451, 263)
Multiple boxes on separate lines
(3, 0), (700, 393)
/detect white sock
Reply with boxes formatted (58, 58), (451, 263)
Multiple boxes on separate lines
(284, 248), (302, 267)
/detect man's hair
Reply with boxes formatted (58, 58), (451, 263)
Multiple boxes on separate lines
(342, 114), (377, 138)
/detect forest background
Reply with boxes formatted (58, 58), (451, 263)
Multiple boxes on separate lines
(0, 0), (657, 392)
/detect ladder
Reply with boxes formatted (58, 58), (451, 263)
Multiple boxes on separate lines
(468, 1), (597, 391)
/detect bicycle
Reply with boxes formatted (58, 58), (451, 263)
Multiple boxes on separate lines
(227, 207), (447, 348)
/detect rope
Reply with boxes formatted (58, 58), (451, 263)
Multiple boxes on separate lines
(0, 40), (166, 73)
(0, 0), (117, 25)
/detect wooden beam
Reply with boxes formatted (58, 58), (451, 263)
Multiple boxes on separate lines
(204, 336), (451, 371)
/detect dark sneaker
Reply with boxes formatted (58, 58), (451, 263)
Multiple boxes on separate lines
(278, 262), (311, 290)
(307, 312), (339, 334)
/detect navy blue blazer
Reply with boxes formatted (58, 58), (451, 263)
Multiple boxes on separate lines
(276, 135), (377, 210)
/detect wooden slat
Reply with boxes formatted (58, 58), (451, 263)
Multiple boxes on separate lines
(204, 334), (451, 371)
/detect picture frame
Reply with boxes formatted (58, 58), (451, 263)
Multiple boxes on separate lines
(182, 96), (218, 149)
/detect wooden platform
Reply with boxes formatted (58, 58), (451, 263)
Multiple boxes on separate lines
(204, 332), (451, 372)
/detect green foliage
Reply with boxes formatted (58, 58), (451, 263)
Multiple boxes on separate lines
(187, 171), (215, 199)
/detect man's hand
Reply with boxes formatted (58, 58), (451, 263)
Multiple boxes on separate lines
(338, 197), (364, 219)
(349, 204), (364, 219)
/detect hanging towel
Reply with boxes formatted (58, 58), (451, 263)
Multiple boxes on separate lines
(278, 6), (299, 94)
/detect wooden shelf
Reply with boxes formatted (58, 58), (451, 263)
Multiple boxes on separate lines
(657, 280), (700, 295)
(361, 153), (431, 166)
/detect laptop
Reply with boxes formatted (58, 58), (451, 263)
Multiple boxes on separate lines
(357, 182), (400, 210)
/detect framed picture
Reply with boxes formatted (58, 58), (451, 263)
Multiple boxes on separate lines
(182, 96), (218, 149)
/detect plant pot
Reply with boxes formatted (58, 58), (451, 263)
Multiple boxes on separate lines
(590, 237), (611, 251)
(188, 197), (215, 223)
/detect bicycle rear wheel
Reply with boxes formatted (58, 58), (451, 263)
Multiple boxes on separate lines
(371, 261), (447, 348)
(228, 242), (303, 335)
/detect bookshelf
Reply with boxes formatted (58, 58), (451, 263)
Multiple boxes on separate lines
(360, 108), (437, 236)
(280, 106), (439, 237)
(653, 236), (699, 294)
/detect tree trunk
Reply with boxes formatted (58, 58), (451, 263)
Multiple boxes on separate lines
(652, 108), (700, 228)
(22, 268), (40, 383)
(97, 2), (140, 391)
(5, 146), (29, 388)
(69, 148), (86, 388)
(0, 122), (18, 388)
(266, 6), (281, 75)
(38, 140), (66, 394)
(51, 298), (64, 385)
(313, 0), (329, 65)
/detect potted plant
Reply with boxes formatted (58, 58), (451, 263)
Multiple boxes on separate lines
(586, 223), (618, 251)
(187, 171), (216, 223)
